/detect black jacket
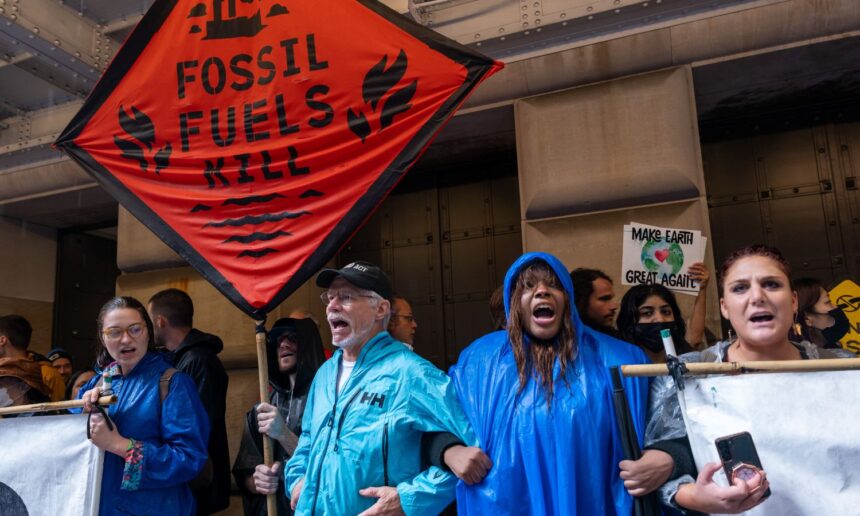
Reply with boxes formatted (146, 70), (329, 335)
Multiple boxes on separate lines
(231, 318), (327, 516)
(171, 329), (230, 515)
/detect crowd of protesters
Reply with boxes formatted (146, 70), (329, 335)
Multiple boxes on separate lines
(0, 243), (856, 515)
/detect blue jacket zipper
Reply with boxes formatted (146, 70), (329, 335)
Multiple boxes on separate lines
(333, 389), (363, 452)
(309, 410), (335, 516)
(383, 421), (389, 487)
(309, 389), (363, 515)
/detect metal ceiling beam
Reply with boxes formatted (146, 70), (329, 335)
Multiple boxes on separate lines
(0, 0), (120, 85)
(103, 14), (143, 36)
(0, 51), (33, 68)
(0, 100), (81, 157)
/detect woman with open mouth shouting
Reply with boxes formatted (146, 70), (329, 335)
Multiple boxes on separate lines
(448, 252), (651, 515)
(77, 296), (210, 516)
(644, 244), (852, 514)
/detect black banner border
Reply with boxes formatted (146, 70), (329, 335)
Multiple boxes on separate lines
(56, 0), (500, 318)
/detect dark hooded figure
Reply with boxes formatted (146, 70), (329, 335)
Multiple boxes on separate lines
(232, 318), (326, 516)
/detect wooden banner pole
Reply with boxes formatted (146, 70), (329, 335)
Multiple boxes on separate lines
(255, 319), (277, 516)
(0, 395), (117, 416)
(621, 358), (860, 378)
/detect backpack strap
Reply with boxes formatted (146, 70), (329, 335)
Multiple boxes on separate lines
(159, 368), (178, 402)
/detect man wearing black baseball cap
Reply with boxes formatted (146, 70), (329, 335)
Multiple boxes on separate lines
(315, 261), (393, 301)
(265, 261), (476, 515)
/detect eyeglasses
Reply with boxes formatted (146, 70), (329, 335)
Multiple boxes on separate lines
(102, 323), (146, 342)
(320, 291), (375, 307)
(392, 314), (416, 323)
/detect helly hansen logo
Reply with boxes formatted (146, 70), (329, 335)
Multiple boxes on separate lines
(360, 391), (386, 408)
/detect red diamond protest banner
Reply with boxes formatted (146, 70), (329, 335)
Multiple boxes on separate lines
(56, 0), (502, 318)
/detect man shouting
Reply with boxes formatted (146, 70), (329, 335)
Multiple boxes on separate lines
(256, 261), (474, 515)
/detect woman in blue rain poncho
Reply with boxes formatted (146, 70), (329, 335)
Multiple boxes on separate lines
(449, 252), (651, 515)
(78, 296), (210, 515)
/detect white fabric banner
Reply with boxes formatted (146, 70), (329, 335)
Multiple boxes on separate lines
(0, 413), (103, 515)
(682, 370), (860, 515)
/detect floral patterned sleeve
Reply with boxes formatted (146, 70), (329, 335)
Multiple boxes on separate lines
(121, 438), (144, 491)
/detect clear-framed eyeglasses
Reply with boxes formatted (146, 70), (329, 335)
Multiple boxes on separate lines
(320, 291), (375, 307)
(102, 323), (146, 342)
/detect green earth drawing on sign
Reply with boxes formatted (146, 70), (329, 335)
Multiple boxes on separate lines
(641, 240), (684, 276)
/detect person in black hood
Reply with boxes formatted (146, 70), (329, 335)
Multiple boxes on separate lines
(148, 289), (230, 515)
(232, 317), (326, 516)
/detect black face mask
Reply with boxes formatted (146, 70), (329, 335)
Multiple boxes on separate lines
(633, 322), (685, 353)
(821, 307), (850, 347)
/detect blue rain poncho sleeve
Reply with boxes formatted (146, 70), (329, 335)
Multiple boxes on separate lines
(132, 373), (210, 489)
(394, 361), (476, 515)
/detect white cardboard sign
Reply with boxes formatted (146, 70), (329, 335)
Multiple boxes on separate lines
(621, 222), (707, 295)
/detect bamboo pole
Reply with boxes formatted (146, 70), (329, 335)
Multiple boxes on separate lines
(0, 395), (117, 416)
(255, 320), (277, 516)
(621, 358), (860, 378)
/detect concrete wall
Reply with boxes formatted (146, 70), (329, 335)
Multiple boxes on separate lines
(0, 217), (56, 354)
(515, 67), (722, 336)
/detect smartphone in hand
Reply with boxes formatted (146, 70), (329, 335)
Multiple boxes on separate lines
(715, 431), (771, 499)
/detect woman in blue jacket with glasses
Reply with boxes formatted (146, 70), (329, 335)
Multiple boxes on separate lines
(78, 296), (210, 516)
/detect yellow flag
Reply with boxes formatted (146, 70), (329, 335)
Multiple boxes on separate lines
(828, 279), (860, 353)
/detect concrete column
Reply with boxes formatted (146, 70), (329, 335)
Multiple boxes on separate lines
(515, 66), (722, 337)
(0, 217), (56, 353)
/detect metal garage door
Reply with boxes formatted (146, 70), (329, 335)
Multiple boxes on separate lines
(338, 174), (522, 369)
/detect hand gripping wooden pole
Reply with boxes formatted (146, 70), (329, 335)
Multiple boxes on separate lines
(255, 319), (277, 516)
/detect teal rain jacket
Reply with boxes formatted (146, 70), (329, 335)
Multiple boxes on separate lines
(450, 252), (650, 515)
(284, 332), (475, 515)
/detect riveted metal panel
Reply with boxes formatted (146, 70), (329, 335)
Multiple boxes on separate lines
(491, 175), (521, 231)
(444, 298), (497, 363)
(334, 174), (520, 367)
(390, 244), (439, 303)
(443, 237), (495, 299)
(767, 195), (836, 281)
(757, 128), (823, 189)
(702, 138), (758, 201)
(830, 123), (860, 278)
(388, 189), (438, 245)
(703, 124), (855, 283)
(493, 231), (524, 284)
(708, 201), (761, 259)
(440, 181), (492, 236)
